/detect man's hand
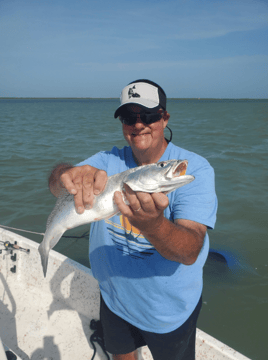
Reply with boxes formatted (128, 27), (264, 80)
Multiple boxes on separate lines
(113, 184), (169, 233)
(49, 164), (107, 214)
(114, 183), (206, 265)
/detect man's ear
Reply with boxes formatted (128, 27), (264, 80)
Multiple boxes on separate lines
(163, 110), (170, 121)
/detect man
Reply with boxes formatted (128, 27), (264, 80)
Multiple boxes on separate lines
(49, 80), (217, 360)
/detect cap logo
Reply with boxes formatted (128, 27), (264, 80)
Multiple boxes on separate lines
(128, 85), (140, 99)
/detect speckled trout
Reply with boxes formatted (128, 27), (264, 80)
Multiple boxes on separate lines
(38, 160), (194, 277)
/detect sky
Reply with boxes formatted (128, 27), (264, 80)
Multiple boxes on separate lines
(0, 0), (267, 98)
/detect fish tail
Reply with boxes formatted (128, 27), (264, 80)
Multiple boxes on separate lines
(38, 242), (49, 278)
(38, 227), (66, 277)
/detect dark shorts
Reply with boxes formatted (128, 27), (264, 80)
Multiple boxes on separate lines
(100, 295), (202, 360)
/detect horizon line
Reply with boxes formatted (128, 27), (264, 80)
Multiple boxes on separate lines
(0, 97), (267, 100)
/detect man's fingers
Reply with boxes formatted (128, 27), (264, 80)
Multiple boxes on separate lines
(151, 192), (169, 210)
(73, 175), (84, 213)
(135, 192), (155, 213)
(60, 171), (77, 195)
(94, 170), (108, 195)
(59, 166), (108, 214)
(114, 191), (133, 217)
(122, 184), (169, 214)
(123, 184), (142, 211)
(82, 173), (95, 209)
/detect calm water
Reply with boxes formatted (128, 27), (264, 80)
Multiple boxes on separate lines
(0, 98), (267, 359)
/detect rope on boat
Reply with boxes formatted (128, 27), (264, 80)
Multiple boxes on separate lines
(0, 224), (89, 240)
(0, 224), (45, 236)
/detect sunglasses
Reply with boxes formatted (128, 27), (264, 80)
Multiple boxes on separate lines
(119, 112), (162, 126)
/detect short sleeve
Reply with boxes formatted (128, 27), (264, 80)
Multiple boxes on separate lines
(75, 151), (110, 172)
(171, 159), (217, 229)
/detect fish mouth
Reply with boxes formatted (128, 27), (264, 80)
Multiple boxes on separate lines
(157, 159), (194, 193)
(173, 160), (188, 177)
(163, 160), (190, 182)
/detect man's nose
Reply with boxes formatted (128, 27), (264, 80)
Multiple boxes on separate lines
(134, 115), (145, 127)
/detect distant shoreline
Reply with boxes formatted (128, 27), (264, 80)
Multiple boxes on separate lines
(0, 97), (267, 100)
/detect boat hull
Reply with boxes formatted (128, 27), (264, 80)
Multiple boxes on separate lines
(0, 228), (250, 360)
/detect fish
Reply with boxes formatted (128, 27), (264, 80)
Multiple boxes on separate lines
(38, 159), (194, 277)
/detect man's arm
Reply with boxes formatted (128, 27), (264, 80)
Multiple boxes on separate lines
(48, 163), (107, 213)
(114, 185), (206, 265)
(142, 217), (206, 265)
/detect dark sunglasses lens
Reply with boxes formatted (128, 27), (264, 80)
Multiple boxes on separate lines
(142, 113), (162, 124)
(119, 116), (136, 125)
(119, 113), (162, 125)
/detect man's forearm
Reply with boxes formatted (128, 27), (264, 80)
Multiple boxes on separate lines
(48, 163), (73, 197)
(141, 217), (205, 265)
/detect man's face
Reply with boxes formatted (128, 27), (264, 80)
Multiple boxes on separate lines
(121, 106), (168, 154)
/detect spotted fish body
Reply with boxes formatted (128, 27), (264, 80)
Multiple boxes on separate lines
(38, 160), (194, 277)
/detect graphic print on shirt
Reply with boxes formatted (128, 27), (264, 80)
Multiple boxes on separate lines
(105, 215), (156, 259)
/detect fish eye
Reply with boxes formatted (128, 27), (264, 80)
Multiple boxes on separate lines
(158, 162), (166, 168)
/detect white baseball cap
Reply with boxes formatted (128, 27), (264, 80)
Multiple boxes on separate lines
(114, 79), (166, 118)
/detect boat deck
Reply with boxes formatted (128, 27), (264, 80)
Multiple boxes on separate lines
(0, 228), (250, 360)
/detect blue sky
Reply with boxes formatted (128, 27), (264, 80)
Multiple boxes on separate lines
(1, 0), (267, 98)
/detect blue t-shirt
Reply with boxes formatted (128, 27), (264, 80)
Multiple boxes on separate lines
(77, 142), (217, 333)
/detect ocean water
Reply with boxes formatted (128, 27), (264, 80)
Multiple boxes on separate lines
(0, 98), (267, 359)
